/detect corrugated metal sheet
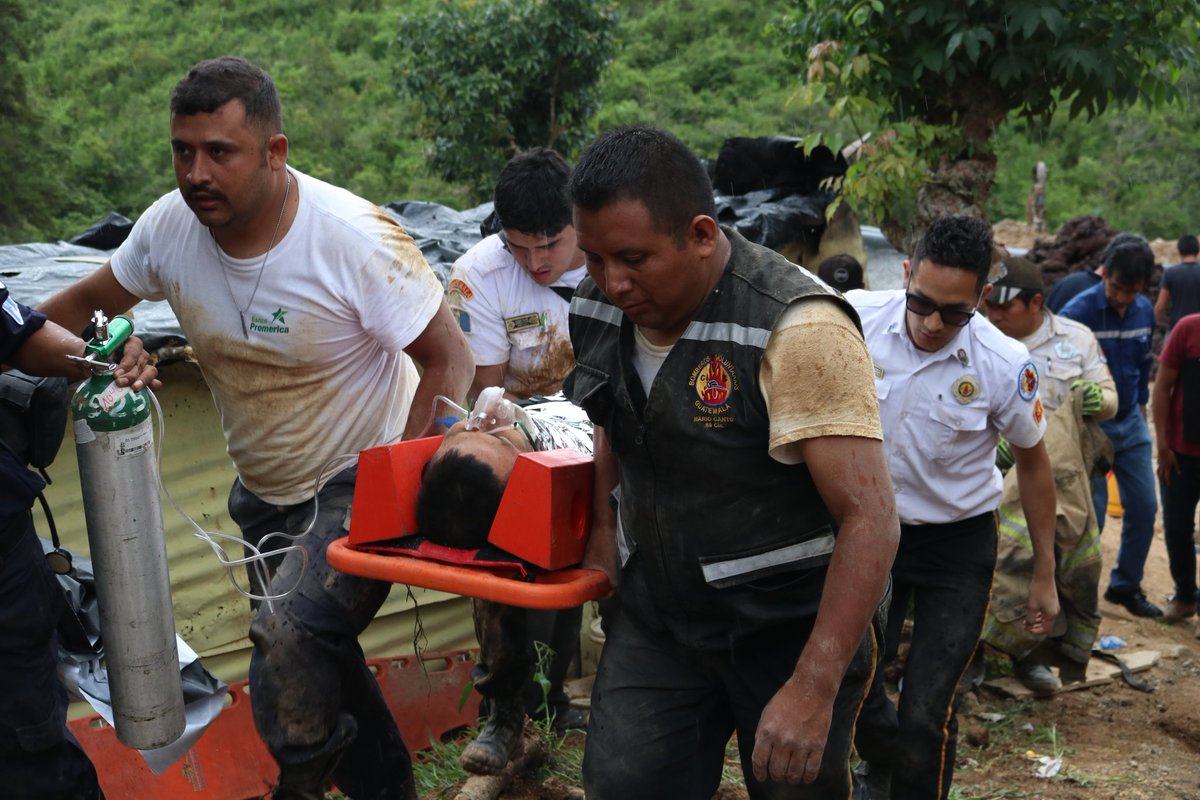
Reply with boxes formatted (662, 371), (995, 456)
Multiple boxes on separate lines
(43, 360), (476, 688)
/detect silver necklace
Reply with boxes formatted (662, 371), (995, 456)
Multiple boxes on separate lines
(212, 171), (292, 339)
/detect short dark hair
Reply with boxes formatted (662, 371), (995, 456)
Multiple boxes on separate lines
(493, 148), (573, 236)
(570, 125), (716, 245)
(415, 450), (506, 550)
(1104, 238), (1154, 287)
(1099, 232), (1146, 267)
(911, 216), (993, 288)
(170, 56), (282, 136)
(1178, 234), (1199, 257)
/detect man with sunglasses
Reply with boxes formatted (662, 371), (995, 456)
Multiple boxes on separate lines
(981, 256), (1116, 692)
(848, 216), (1059, 800)
(447, 148), (587, 400)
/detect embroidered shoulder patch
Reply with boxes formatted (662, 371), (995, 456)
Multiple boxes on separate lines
(1017, 360), (1039, 401)
(1033, 397), (1044, 425)
(448, 278), (474, 300)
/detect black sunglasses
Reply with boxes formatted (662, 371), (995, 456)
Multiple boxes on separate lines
(904, 291), (977, 327)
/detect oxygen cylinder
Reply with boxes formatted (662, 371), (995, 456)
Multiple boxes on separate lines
(71, 313), (185, 750)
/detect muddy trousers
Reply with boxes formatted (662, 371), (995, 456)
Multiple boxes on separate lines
(854, 512), (996, 800)
(228, 470), (416, 800)
(0, 511), (100, 800)
(470, 599), (583, 721)
(583, 603), (877, 800)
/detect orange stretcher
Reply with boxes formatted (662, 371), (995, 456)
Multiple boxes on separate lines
(327, 436), (611, 609)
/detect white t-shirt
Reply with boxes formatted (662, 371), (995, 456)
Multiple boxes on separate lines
(849, 289), (1046, 525)
(112, 169), (444, 504)
(447, 234), (586, 397)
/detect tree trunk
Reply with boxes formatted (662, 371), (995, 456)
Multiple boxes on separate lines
(881, 150), (998, 255)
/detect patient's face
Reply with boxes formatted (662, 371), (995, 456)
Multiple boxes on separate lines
(435, 420), (533, 482)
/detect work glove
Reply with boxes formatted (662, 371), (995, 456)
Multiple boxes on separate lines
(1071, 380), (1104, 416)
(995, 438), (1015, 471)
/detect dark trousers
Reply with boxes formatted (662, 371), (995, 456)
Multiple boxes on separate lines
(583, 603), (876, 800)
(855, 512), (997, 800)
(470, 600), (583, 720)
(1161, 453), (1200, 605)
(228, 470), (415, 800)
(0, 510), (100, 800)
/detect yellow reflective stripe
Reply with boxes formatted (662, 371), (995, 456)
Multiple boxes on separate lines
(996, 508), (1032, 548)
(1061, 526), (1102, 571)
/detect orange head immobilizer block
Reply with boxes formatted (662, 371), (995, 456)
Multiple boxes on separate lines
(348, 436), (594, 570)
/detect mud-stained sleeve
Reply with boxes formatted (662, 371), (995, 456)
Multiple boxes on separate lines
(760, 297), (882, 465)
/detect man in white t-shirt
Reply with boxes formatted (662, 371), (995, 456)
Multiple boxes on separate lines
(40, 56), (472, 800)
(448, 148), (587, 400)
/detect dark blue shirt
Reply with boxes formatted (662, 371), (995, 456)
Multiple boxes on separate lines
(1, 280), (49, 514)
(1045, 270), (1102, 314)
(1059, 281), (1154, 418)
(1161, 261), (1200, 330)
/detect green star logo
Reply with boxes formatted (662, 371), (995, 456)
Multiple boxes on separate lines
(271, 308), (287, 324)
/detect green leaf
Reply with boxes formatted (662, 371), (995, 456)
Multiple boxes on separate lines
(1041, 6), (1065, 37)
(964, 31), (980, 63)
(945, 31), (963, 59)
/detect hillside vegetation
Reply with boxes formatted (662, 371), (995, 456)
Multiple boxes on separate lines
(5, 0), (1199, 243)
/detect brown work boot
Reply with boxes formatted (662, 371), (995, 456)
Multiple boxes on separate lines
(1162, 596), (1197, 624)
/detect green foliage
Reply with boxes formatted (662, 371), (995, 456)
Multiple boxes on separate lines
(396, 0), (617, 199)
(0, 0), (68, 242)
(15, 0), (461, 242)
(784, 0), (1200, 234)
(991, 82), (1200, 239)
(790, 42), (955, 230)
(595, 0), (827, 160)
(786, 0), (1200, 139)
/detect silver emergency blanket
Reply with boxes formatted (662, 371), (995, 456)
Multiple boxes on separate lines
(43, 538), (227, 775)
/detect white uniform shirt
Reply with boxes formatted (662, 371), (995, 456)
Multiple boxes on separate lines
(447, 234), (586, 397)
(1020, 311), (1117, 418)
(849, 290), (1047, 525)
(112, 169), (444, 504)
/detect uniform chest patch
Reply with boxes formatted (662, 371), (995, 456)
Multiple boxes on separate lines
(688, 355), (738, 428)
(504, 312), (544, 333)
(1018, 361), (1039, 401)
(1054, 340), (1075, 359)
(953, 375), (980, 404)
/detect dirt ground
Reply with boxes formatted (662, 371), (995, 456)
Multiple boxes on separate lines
(949, 508), (1200, 800)
(444, 503), (1200, 800)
